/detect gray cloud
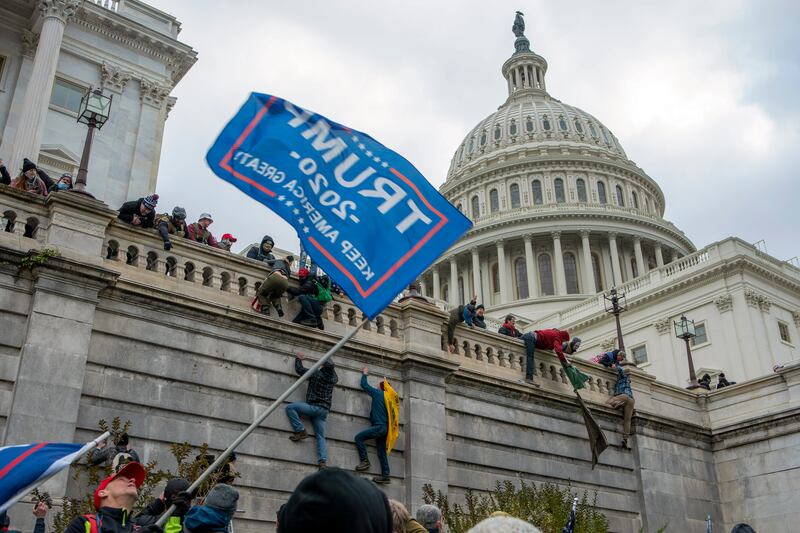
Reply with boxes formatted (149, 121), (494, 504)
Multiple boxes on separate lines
(148, 0), (798, 262)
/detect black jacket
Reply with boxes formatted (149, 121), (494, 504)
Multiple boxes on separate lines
(246, 236), (276, 265)
(296, 358), (338, 411)
(89, 445), (141, 466)
(0, 164), (10, 185)
(65, 507), (135, 533)
(473, 315), (487, 329)
(117, 199), (155, 228)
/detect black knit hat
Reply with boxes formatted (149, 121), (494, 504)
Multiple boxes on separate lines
(22, 158), (36, 172)
(279, 468), (391, 533)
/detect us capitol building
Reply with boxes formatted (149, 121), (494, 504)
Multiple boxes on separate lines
(421, 14), (800, 387)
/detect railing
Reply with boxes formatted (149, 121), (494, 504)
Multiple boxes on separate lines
(90, 0), (121, 13)
(0, 187), (50, 243)
(100, 220), (403, 340)
(448, 323), (618, 400)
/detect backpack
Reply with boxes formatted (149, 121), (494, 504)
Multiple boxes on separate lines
(314, 278), (332, 303)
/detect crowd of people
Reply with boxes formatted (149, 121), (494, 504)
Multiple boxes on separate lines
(0, 158), (74, 195)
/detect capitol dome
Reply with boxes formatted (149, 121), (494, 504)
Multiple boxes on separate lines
(421, 13), (695, 323)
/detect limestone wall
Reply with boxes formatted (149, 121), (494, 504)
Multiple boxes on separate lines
(1, 188), (799, 532)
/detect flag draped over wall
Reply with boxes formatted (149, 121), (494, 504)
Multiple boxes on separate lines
(383, 381), (400, 454)
(207, 93), (472, 319)
(0, 442), (91, 513)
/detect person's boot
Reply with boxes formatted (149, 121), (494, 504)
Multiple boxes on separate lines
(300, 318), (318, 327)
(316, 319), (324, 331)
(289, 430), (308, 441)
(372, 475), (390, 485)
(318, 460), (327, 470)
(273, 301), (284, 318)
(355, 459), (371, 472)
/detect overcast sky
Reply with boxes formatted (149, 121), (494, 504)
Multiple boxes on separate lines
(148, 0), (799, 263)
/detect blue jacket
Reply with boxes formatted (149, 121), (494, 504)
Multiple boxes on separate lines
(183, 506), (232, 533)
(361, 375), (388, 426)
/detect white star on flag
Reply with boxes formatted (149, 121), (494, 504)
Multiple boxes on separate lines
(278, 195), (286, 201)
(293, 208), (300, 215)
(286, 201), (294, 207)
(302, 227), (310, 234)
(297, 218), (305, 224)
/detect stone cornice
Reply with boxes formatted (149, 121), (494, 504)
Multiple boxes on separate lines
(73, 2), (197, 85)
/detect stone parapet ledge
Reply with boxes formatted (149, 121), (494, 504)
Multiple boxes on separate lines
(0, 186), (50, 245)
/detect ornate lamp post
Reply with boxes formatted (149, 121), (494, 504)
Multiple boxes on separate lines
(603, 288), (627, 353)
(72, 87), (113, 197)
(674, 314), (701, 389)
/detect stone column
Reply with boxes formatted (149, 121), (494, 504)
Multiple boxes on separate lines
(432, 267), (440, 301)
(609, 232), (622, 287)
(449, 256), (458, 306)
(496, 240), (508, 303)
(397, 300), (457, 512)
(633, 236), (646, 276)
(580, 231), (596, 294)
(471, 247), (481, 303)
(419, 278), (428, 298)
(523, 234), (536, 298)
(551, 232), (566, 295)
(8, 0), (81, 170)
(654, 243), (664, 267)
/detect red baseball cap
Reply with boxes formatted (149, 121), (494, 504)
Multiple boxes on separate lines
(93, 461), (147, 510)
(221, 233), (237, 242)
(298, 267), (310, 278)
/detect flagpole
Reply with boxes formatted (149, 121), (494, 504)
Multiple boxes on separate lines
(0, 431), (110, 514)
(155, 318), (370, 528)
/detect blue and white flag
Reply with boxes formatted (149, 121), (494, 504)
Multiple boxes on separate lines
(0, 441), (96, 513)
(207, 93), (472, 319)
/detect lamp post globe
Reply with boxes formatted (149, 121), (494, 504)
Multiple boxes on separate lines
(72, 87), (113, 197)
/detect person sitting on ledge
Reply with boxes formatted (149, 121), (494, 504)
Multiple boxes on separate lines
(187, 212), (222, 248)
(118, 194), (158, 228)
(0, 158), (10, 185)
(49, 172), (73, 193)
(498, 315), (522, 338)
(462, 300), (486, 330)
(716, 372), (736, 389)
(9, 159), (49, 197)
(246, 235), (276, 265)
(154, 206), (188, 251)
(698, 373), (712, 390)
(520, 329), (581, 386)
(446, 294), (478, 352)
(219, 233), (237, 252)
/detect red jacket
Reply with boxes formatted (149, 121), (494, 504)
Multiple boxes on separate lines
(533, 329), (570, 359)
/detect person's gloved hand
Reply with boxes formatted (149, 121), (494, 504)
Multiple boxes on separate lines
(171, 491), (193, 515)
(164, 241), (172, 251)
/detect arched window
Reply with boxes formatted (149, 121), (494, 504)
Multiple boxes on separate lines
(597, 181), (607, 204)
(458, 276), (465, 303)
(574, 119), (584, 133)
(494, 125), (501, 141)
(631, 257), (639, 279)
(442, 283), (449, 302)
(526, 117), (534, 132)
(468, 138), (475, 153)
(631, 190), (639, 209)
(480, 131), (487, 146)
(490, 189), (499, 213)
(558, 116), (568, 131)
(538, 254), (554, 296)
(616, 185), (625, 206)
(509, 120), (517, 136)
(588, 123), (598, 138)
(491, 264), (500, 294)
(471, 195), (480, 219)
(576, 179), (587, 202)
(542, 115), (551, 131)
(515, 258), (529, 299)
(601, 128), (610, 143)
(510, 183), (521, 208)
(532, 180), (543, 205)
(554, 178), (565, 203)
(591, 253), (604, 291)
(564, 253), (579, 294)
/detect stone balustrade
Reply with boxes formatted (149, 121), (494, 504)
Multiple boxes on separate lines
(0, 186), (50, 243)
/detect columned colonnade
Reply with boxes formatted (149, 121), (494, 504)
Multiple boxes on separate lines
(422, 230), (680, 307)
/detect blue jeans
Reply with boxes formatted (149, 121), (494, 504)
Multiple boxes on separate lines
(354, 424), (390, 476)
(285, 402), (329, 463)
(522, 331), (537, 379)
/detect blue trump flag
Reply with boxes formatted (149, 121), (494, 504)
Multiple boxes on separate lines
(207, 93), (472, 319)
(0, 442), (92, 513)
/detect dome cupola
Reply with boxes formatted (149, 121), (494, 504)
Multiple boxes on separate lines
(502, 11), (549, 99)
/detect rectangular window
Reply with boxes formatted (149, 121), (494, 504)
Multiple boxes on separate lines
(691, 322), (708, 346)
(50, 78), (85, 114)
(779, 321), (791, 343)
(632, 345), (648, 365)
